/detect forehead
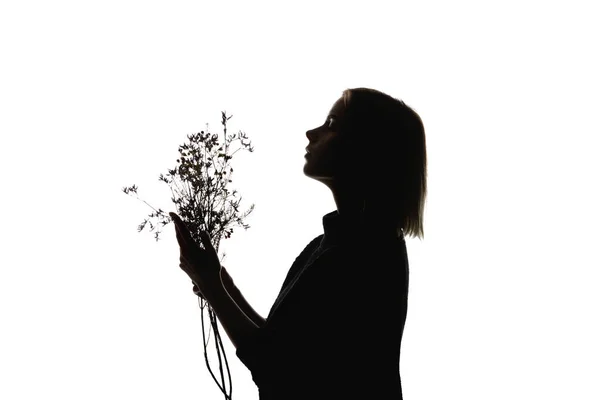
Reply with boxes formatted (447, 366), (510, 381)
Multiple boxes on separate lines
(329, 96), (346, 115)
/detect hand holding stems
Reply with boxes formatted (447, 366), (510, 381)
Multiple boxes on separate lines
(170, 212), (260, 350)
(169, 212), (222, 298)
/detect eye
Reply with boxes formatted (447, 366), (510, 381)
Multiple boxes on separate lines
(326, 116), (337, 129)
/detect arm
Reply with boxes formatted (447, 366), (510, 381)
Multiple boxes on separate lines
(201, 276), (260, 350)
(194, 267), (266, 327)
(220, 267), (266, 328)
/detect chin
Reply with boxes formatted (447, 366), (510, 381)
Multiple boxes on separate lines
(303, 156), (335, 180)
(302, 164), (314, 178)
(303, 169), (332, 185)
(303, 160), (320, 178)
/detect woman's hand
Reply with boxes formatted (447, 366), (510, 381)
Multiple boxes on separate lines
(169, 212), (222, 298)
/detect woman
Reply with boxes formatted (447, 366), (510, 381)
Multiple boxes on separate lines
(170, 88), (427, 399)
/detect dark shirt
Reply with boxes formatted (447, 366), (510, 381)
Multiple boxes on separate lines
(236, 210), (409, 400)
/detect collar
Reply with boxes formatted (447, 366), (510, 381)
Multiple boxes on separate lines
(320, 209), (402, 247)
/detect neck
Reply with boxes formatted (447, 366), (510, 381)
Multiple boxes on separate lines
(328, 180), (366, 217)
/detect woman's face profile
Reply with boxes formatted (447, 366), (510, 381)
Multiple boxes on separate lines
(303, 96), (347, 184)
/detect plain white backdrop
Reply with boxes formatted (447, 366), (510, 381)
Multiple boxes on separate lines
(1, 0), (599, 399)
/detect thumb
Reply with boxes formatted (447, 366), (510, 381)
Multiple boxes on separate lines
(199, 230), (210, 243)
(200, 231), (217, 254)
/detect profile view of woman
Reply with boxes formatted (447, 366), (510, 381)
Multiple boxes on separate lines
(170, 87), (427, 399)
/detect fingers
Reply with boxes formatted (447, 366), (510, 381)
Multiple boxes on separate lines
(171, 214), (196, 268)
(192, 284), (205, 298)
(170, 212), (195, 248)
(174, 225), (191, 260)
(170, 212), (218, 278)
(199, 230), (218, 258)
(170, 212), (215, 255)
(169, 212), (186, 234)
(179, 258), (191, 274)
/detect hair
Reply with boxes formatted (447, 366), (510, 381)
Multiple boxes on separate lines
(339, 88), (427, 240)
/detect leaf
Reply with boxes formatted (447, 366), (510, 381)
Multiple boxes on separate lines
(137, 219), (148, 232)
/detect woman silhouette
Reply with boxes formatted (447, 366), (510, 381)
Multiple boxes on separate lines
(171, 88), (427, 400)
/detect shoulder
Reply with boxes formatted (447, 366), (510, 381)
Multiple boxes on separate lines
(278, 234), (324, 289)
(295, 234), (324, 265)
(315, 237), (407, 290)
(327, 235), (406, 268)
(306, 234), (324, 251)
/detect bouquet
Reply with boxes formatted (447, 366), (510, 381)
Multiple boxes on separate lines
(123, 111), (255, 400)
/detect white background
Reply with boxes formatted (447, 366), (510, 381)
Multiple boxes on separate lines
(1, 0), (599, 399)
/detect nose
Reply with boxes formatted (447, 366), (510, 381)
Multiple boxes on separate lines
(306, 127), (318, 142)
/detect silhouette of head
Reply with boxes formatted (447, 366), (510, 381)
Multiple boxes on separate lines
(304, 88), (427, 239)
(303, 96), (346, 184)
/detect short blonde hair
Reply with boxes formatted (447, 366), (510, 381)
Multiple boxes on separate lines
(339, 88), (427, 239)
